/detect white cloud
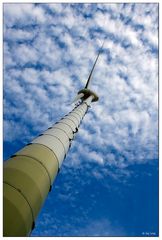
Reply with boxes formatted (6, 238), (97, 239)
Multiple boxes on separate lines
(4, 28), (35, 41)
(4, 3), (46, 27)
(3, 3), (158, 175)
(13, 44), (38, 64)
(74, 218), (125, 236)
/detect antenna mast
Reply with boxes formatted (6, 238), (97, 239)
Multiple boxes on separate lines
(85, 40), (105, 89)
(72, 39), (105, 105)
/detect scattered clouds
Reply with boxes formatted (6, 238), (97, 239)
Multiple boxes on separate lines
(4, 1), (158, 180)
(33, 215), (125, 237)
(4, 2), (158, 169)
(3, 3), (158, 236)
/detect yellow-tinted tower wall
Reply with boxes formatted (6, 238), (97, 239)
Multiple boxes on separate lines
(3, 96), (94, 236)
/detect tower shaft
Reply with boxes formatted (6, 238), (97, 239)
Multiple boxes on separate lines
(3, 95), (94, 236)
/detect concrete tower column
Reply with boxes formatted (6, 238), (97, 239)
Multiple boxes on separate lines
(3, 95), (95, 236)
(3, 32), (103, 236)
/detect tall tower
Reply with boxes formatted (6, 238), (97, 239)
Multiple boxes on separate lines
(3, 42), (104, 236)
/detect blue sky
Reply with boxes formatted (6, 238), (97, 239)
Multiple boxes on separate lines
(3, 3), (158, 237)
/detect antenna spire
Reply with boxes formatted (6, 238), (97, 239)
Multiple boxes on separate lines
(72, 38), (105, 105)
(85, 39), (105, 89)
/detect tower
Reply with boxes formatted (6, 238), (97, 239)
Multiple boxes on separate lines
(3, 41), (104, 236)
